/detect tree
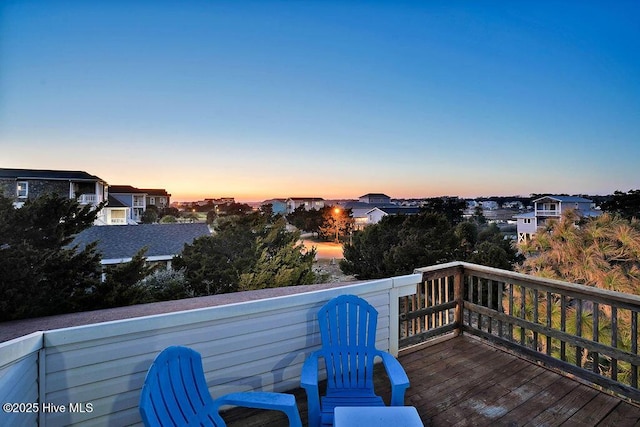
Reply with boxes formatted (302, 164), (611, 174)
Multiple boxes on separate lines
(286, 206), (323, 235)
(174, 214), (319, 295)
(517, 211), (640, 378)
(138, 268), (191, 301)
(160, 215), (178, 223)
(142, 205), (159, 223)
(206, 209), (218, 225)
(219, 202), (253, 216)
(518, 211), (640, 294)
(173, 220), (257, 295)
(0, 194), (103, 320)
(601, 190), (640, 220)
(85, 249), (156, 308)
(318, 206), (354, 242)
(340, 212), (520, 280)
(239, 218), (317, 290)
(420, 197), (467, 225)
(340, 213), (459, 279)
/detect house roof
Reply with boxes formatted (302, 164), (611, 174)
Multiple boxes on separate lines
(71, 223), (211, 262)
(533, 195), (593, 203)
(139, 188), (171, 197)
(343, 201), (396, 209)
(359, 193), (391, 199)
(0, 168), (105, 183)
(106, 195), (128, 208)
(287, 197), (324, 201)
(513, 212), (536, 219)
(108, 185), (148, 194)
(367, 206), (421, 215)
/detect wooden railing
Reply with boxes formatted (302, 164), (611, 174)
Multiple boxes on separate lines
(402, 262), (640, 402)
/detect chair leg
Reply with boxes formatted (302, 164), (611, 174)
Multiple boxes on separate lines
(284, 405), (303, 427)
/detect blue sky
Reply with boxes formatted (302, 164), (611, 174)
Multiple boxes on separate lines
(1, 1), (639, 201)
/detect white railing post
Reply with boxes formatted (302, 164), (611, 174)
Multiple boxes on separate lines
(390, 274), (423, 356)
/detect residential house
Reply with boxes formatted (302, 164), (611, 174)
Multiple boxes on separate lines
(142, 188), (171, 209)
(515, 195), (601, 242)
(286, 197), (325, 213)
(109, 185), (170, 223)
(262, 198), (288, 215)
(359, 193), (391, 204)
(366, 206), (421, 225)
(0, 168), (110, 224)
(343, 193), (396, 229)
(71, 223), (211, 268)
(104, 195), (133, 225)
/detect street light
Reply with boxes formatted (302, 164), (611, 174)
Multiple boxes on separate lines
(333, 207), (341, 243)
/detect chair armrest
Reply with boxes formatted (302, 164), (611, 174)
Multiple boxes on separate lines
(301, 351), (322, 427)
(300, 350), (321, 389)
(216, 391), (295, 410)
(214, 392), (302, 427)
(377, 351), (410, 406)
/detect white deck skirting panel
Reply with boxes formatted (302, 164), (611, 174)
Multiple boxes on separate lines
(0, 274), (422, 427)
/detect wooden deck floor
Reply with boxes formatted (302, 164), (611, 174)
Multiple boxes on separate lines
(223, 335), (640, 426)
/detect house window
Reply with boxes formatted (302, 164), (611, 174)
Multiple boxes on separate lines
(17, 181), (28, 198)
(149, 197), (156, 206)
(110, 210), (126, 224)
(523, 218), (532, 224)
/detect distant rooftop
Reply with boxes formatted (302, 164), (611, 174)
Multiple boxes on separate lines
(71, 223), (211, 262)
(0, 168), (105, 182)
(533, 195), (594, 203)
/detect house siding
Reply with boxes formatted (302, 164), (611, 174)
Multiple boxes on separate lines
(0, 179), (70, 201)
(0, 333), (41, 427)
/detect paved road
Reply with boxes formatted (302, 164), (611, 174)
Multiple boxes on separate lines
(301, 239), (344, 259)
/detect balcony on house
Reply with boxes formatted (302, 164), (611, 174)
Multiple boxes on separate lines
(77, 193), (99, 205)
(534, 202), (561, 217)
(2, 262), (640, 426)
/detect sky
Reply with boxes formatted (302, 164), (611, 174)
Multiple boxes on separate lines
(1, 1), (639, 202)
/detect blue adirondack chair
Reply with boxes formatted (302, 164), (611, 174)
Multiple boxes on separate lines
(301, 294), (410, 427)
(139, 346), (302, 427)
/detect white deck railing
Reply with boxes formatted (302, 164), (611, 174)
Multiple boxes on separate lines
(0, 274), (420, 427)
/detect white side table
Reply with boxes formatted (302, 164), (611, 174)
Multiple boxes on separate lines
(334, 406), (424, 427)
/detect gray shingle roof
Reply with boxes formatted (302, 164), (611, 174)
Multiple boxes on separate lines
(533, 195), (594, 203)
(0, 168), (105, 182)
(72, 223), (211, 261)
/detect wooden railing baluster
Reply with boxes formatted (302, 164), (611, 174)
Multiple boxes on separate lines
(408, 262), (640, 402)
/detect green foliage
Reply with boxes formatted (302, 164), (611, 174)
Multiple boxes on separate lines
(286, 206), (324, 235)
(174, 216), (317, 295)
(0, 194), (103, 320)
(601, 189), (640, 220)
(420, 197), (467, 225)
(240, 218), (316, 290)
(160, 215), (177, 223)
(206, 209), (218, 225)
(141, 206), (159, 223)
(173, 225), (256, 295)
(518, 211), (640, 293)
(340, 211), (520, 279)
(137, 268), (191, 301)
(317, 206), (354, 242)
(218, 202), (254, 216)
(85, 249), (157, 308)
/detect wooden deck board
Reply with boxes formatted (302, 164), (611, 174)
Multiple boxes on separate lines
(223, 335), (640, 426)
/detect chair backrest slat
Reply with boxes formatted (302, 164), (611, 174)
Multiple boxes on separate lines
(140, 346), (219, 426)
(318, 295), (379, 392)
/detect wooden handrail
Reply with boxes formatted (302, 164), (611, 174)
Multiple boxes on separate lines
(405, 262), (640, 402)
